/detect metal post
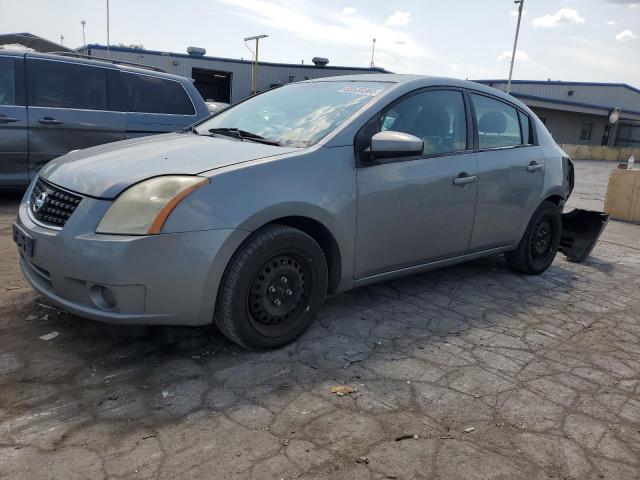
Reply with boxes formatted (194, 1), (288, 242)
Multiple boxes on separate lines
(369, 38), (376, 68)
(244, 34), (268, 95)
(254, 37), (260, 95)
(507, 0), (524, 94)
(81, 20), (86, 55)
(106, 0), (110, 59)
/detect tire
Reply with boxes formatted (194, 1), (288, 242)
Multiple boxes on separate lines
(214, 224), (328, 350)
(505, 201), (561, 275)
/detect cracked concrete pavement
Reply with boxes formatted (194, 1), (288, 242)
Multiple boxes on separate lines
(1, 160), (639, 479)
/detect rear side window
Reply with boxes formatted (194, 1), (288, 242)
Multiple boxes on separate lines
(0, 57), (16, 106)
(118, 73), (194, 115)
(379, 89), (467, 155)
(27, 59), (108, 110)
(471, 94), (522, 148)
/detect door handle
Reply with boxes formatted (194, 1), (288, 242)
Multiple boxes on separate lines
(453, 174), (478, 186)
(38, 117), (64, 125)
(0, 115), (19, 123)
(527, 162), (544, 172)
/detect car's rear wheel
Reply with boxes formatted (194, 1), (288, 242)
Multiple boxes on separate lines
(214, 224), (328, 350)
(505, 200), (561, 275)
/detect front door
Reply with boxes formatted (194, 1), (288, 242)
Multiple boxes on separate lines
(0, 56), (29, 187)
(26, 57), (126, 175)
(467, 93), (545, 251)
(355, 89), (478, 278)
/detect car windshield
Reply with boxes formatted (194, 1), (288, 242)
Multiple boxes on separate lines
(195, 81), (391, 147)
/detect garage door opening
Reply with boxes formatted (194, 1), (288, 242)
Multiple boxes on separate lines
(192, 67), (232, 103)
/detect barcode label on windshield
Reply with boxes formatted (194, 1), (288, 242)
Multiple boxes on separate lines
(338, 86), (383, 97)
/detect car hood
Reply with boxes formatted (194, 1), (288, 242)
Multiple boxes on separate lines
(39, 133), (300, 198)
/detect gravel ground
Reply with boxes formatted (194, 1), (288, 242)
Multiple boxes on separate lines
(1, 161), (639, 479)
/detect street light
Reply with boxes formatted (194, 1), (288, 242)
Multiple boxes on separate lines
(507, 0), (524, 94)
(369, 38), (376, 68)
(81, 20), (86, 55)
(244, 34), (268, 95)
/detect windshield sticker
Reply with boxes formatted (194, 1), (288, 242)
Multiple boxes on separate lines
(337, 86), (383, 97)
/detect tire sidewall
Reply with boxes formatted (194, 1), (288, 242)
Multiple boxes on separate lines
(224, 228), (328, 350)
(522, 202), (561, 274)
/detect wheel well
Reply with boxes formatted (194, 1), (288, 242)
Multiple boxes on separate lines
(544, 195), (564, 209)
(269, 216), (342, 294)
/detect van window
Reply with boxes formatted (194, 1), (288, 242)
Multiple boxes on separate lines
(380, 89), (467, 155)
(119, 73), (194, 115)
(0, 57), (16, 106)
(471, 94), (523, 149)
(27, 59), (108, 110)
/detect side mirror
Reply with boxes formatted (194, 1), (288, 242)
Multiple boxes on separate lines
(369, 131), (423, 159)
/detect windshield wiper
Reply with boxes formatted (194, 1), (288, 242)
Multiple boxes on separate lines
(208, 127), (280, 146)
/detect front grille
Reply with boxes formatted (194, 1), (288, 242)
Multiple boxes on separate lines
(29, 177), (83, 228)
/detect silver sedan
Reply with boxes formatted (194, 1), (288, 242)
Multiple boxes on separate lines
(13, 74), (606, 349)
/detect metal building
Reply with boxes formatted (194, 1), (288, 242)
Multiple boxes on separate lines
(475, 79), (640, 148)
(85, 44), (388, 105)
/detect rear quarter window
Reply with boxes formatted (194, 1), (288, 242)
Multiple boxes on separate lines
(117, 72), (195, 115)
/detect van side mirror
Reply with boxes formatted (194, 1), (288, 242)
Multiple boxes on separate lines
(369, 131), (423, 159)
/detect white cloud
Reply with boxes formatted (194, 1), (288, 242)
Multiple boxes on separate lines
(532, 8), (585, 28)
(606, 20), (617, 25)
(385, 11), (412, 26)
(342, 6), (357, 15)
(509, 9), (527, 16)
(556, 36), (638, 84)
(219, 0), (432, 65)
(497, 49), (530, 62)
(616, 29), (638, 41)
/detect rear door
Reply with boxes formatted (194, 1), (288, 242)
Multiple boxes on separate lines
(0, 55), (29, 187)
(110, 70), (198, 138)
(26, 57), (126, 175)
(467, 92), (545, 251)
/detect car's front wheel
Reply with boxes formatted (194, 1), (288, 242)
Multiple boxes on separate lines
(214, 225), (328, 350)
(505, 200), (561, 275)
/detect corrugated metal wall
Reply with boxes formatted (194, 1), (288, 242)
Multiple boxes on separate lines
(481, 80), (640, 118)
(89, 46), (386, 104)
(530, 108), (609, 145)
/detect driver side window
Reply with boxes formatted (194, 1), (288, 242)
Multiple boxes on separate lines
(380, 90), (467, 155)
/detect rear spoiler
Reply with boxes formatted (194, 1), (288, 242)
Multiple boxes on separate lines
(559, 209), (609, 262)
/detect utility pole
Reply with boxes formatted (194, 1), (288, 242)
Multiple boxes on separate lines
(244, 34), (268, 95)
(81, 20), (86, 55)
(507, 0), (524, 94)
(369, 38), (376, 68)
(106, 0), (111, 59)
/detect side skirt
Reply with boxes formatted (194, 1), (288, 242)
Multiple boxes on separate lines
(352, 245), (513, 288)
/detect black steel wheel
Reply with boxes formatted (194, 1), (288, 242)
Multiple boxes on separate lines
(506, 201), (561, 275)
(214, 225), (328, 350)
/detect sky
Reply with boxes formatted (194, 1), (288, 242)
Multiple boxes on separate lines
(1, 0), (639, 86)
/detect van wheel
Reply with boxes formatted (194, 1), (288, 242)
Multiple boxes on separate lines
(505, 201), (561, 275)
(214, 225), (328, 350)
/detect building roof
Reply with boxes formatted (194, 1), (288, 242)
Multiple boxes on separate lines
(86, 44), (390, 73)
(0, 32), (72, 53)
(474, 79), (640, 119)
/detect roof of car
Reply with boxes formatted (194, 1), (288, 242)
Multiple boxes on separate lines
(303, 73), (523, 106)
(0, 50), (193, 83)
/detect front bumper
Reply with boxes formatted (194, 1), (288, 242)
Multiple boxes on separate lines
(16, 193), (249, 326)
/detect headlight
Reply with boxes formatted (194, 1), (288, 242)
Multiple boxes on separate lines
(96, 176), (208, 235)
